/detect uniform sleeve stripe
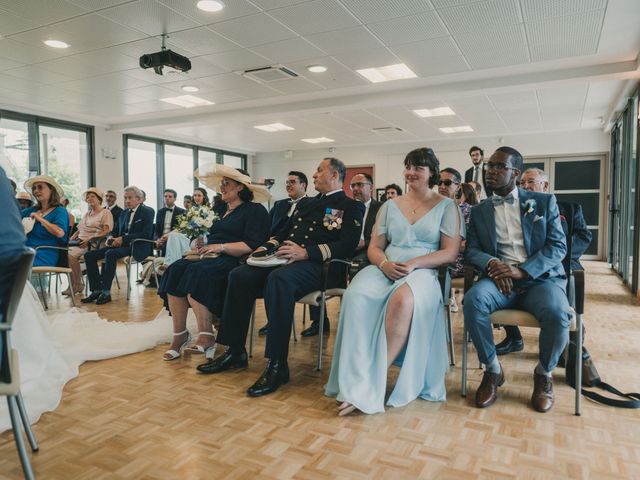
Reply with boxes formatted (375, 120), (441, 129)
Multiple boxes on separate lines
(319, 244), (331, 261)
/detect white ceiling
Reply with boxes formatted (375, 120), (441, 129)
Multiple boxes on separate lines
(0, 0), (638, 152)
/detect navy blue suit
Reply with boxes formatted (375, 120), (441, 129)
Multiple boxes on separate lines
(108, 205), (123, 228)
(463, 189), (572, 372)
(269, 198), (294, 236)
(217, 191), (365, 361)
(154, 206), (186, 255)
(558, 201), (591, 271)
(84, 204), (155, 293)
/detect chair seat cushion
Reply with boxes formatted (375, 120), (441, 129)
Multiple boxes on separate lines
(297, 289), (345, 306)
(451, 277), (465, 289)
(0, 350), (20, 396)
(32, 266), (72, 274)
(491, 309), (576, 330)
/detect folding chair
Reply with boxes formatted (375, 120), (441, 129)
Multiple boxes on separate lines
(125, 238), (159, 300)
(31, 246), (76, 310)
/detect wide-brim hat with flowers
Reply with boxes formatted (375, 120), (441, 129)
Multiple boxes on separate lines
(24, 175), (64, 197)
(83, 187), (105, 203)
(195, 163), (271, 204)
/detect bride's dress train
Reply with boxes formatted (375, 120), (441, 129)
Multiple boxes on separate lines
(0, 284), (197, 432)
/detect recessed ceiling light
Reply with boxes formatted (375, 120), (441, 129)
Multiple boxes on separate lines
(254, 123), (295, 132)
(181, 85), (199, 92)
(160, 95), (214, 108)
(301, 137), (334, 144)
(356, 63), (417, 83)
(43, 39), (69, 49)
(413, 107), (455, 118)
(307, 65), (327, 73)
(197, 0), (225, 12)
(439, 126), (474, 134)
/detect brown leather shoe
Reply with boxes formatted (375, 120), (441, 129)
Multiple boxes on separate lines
(531, 372), (554, 413)
(475, 367), (505, 408)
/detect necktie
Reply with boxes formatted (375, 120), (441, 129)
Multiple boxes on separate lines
(473, 166), (479, 182)
(491, 194), (515, 206)
(124, 209), (133, 233)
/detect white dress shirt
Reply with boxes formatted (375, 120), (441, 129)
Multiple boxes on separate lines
(162, 207), (174, 235)
(359, 198), (372, 241)
(493, 187), (528, 265)
(287, 194), (306, 217)
(126, 205), (139, 232)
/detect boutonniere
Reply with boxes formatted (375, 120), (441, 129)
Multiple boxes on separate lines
(534, 215), (544, 223)
(522, 199), (536, 216)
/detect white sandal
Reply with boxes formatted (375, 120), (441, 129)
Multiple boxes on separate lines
(184, 331), (217, 359)
(162, 329), (191, 361)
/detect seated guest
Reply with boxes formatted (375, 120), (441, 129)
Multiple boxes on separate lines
(212, 193), (226, 216)
(457, 182), (479, 208)
(154, 189), (186, 256)
(197, 157), (364, 398)
(259, 171), (308, 336)
(183, 194), (193, 211)
(269, 171), (308, 236)
(468, 180), (484, 201)
(64, 188), (114, 296)
(384, 183), (403, 201)
(463, 147), (571, 413)
(158, 166), (270, 360)
(163, 187), (210, 266)
(81, 186), (154, 305)
(104, 190), (123, 226)
(61, 196), (75, 230)
(16, 192), (34, 210)
(325, 148), (462, 415)
(21, 175), (69, 266)
(491, 167), (593, 354)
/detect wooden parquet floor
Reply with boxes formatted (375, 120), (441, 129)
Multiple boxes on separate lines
(1, 262), (639, 479)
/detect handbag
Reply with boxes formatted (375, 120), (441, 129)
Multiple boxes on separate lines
(182, 250), (220, 261)
(566, 339), (640, 408)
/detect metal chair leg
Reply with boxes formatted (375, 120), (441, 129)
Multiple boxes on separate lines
(37, 275), (48, 310)
(15, 393), (38, 452)
(47, 273), (52, 295)
(66, 273), (76, 307)
(302, 304), (307, 328)
(575, 313), (583, 416)
(316, 294), (326, 371)
(7, 396), (36, 480)
(292, 306), (297, 343)
(249, 302), (256, 358)
(446, 305), (455, 366)
(461, 327), (468, 397)
(126, 261), (131, 300)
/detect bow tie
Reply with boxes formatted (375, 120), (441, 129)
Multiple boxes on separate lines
(491, 194), (515, 206)
(166, 208), (173, 212)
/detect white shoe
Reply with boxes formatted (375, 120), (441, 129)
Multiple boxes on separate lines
(184, 331), (217, 359)
(162, 329), (191, 361)
(449, 298), (459, 313)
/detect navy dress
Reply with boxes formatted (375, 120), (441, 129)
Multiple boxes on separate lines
(158, 202), (270, 315)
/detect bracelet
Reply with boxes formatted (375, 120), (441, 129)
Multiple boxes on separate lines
(379, 259), (388, 270)
(220, 243), (226, 252)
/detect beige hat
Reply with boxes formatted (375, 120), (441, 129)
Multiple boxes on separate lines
(195, 163), (272, 204)
(24, 175), (64, 197)
(83, 187), (105, 202)
(16, 192), (33, 201)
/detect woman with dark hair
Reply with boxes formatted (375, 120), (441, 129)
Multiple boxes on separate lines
(326, 147), (463, 415)
(158, 165), (270, 361)
(458, 182), (479, 207)
(21, 175), (69, 266)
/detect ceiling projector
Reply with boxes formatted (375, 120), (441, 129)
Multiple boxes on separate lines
(139, 34), (191, 75)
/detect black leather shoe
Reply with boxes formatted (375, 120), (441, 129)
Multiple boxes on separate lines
(81, 291), (101, 303)
(495, 337), (524, 356)
(136, 279), (144, 284)
(146, 278), (158, 288)
(196, 349), (248, 374)
(258, 324), (269, 336)
(95, 293), (112, 305)
(301, 320), (330, 338)
(246, 359), (289, 397)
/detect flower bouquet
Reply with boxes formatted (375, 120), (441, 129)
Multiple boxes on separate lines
(175, 205), (218, 239)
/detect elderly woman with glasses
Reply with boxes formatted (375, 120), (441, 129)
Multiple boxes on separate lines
(21, 175), (69, 266)
(158, 166), (270, 361)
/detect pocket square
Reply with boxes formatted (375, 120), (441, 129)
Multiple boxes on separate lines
(534, 215), (544, 222)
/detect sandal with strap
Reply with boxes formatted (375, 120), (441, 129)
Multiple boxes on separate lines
(162, 329), (191, 361)
(184, 331), (217, 359)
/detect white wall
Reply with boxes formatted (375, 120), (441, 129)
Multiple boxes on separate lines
(94, 127), (124, 194)
(252, 129), (610, 201)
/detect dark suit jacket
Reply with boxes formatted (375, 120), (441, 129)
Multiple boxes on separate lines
(557, 201), (592, 271)
(269, 198), (294, 236)
(112, 205), (155, 262)
(465, 189), (566, 286)
(154, 206), (186, 239)
(465, 165), (493, 197)
(109, 205), (123, 227)
(361, 199), (382, 251)
(275, 192), (365, 263)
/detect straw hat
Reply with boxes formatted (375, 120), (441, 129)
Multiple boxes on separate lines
(16, 192), (33, 201)
(83, 187), (105, 202)
(24, 175), (64, 197)
(195, 163), (272, 203)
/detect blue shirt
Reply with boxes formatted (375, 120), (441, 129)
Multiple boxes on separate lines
(21, 206), (69, 266)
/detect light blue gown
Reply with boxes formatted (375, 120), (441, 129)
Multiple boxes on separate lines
(325, 198), (462, 414)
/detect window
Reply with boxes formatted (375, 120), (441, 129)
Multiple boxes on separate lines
(0, 110), (93, 218)
(124, 135), (246, 211)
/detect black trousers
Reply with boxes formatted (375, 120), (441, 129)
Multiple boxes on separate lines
(217, 261), (323, 361)
(84, 246), (130, 292)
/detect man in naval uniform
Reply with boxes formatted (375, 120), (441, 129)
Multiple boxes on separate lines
(197, 157), (364, 397)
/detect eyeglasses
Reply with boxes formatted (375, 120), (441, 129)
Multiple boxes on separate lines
(285, 180), (299, 186)
(486, 162), (513, 171)
(349, 182), (372, 189)
(438, 179), (459, 187)
(519, 179), (543, 186)
(219, 179), (232, 187)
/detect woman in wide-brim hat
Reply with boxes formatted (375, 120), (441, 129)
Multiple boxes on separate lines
(64, 187), (114, 295)
(157, 165), (271, 361)
(16, 191), (34, 210)
(21, 175), (69, 266)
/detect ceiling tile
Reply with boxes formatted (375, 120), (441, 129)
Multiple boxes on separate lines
(30, 57), (108, 80)
(97, 0), (199, 36)
(196, 72), (260, 91)
(66, 0), (133, 10)
(305, 26), (384, 55)
(0, 0), (87, 24)
(227, 84), (281, 99)
(390, 37), (469, 77)
(454, 24), (529, 69)
(340, 0), (432, 23)
(158, 0), (259, 24)
(121, 84), (176, 101)
(209, 13), (297, 47)
(367, 11), (448, 46)
(251, 0), (312, 9)
(0, 39), (63, 64)
(269, 77), (324, 95)
(520, 0), (606, 22)
(0, 8), (40, 36)
(488, 91), (539, 112)
(0, 56), (25, 70)
(269, 0), (360, 36)
(251, 37), (326, 64)
(4, 65), (75, 85)
(165, 27), (240, 56)
(497, 109), (542, 132)
(197, 49), (272, 72)
(437, 0), (523, 36)
(285, 56), (367, 88)
(330, 47), (399, 71)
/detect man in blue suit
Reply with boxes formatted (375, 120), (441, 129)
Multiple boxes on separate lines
(269, 171), (308, 236)
(463, 147), (572, 413)
(154, 188), (186, 255)
(82, 185), (154, 305)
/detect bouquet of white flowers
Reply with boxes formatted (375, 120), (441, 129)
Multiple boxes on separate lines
(175, 205), (218, 238)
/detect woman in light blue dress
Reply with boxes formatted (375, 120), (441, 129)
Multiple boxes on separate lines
(325, 148), (463, 415)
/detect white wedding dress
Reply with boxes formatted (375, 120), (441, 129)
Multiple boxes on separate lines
(0, 284), (198, 433)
